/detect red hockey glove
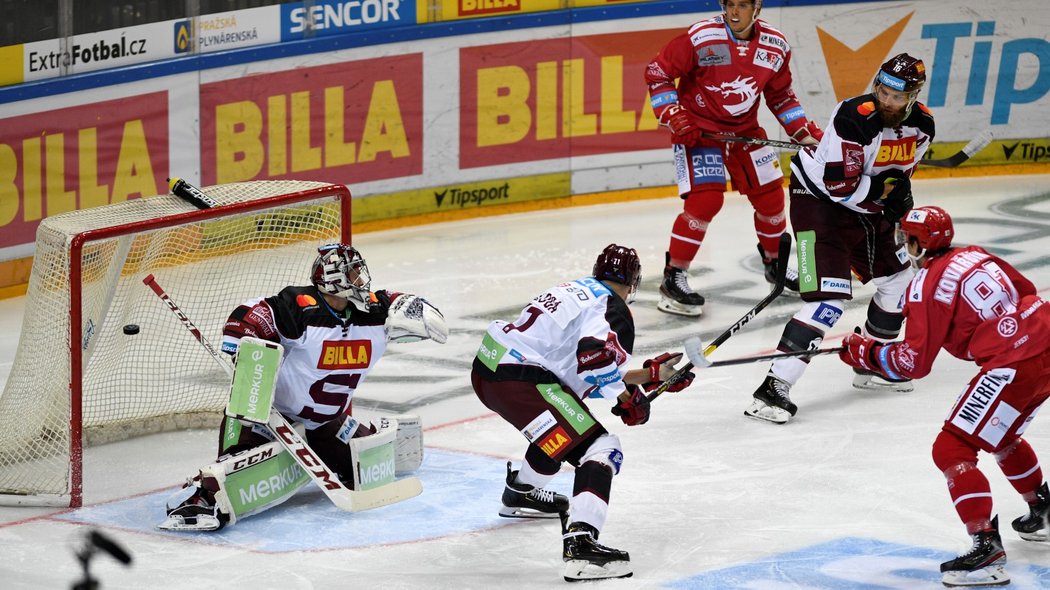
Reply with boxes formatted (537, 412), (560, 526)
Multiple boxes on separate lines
(839, 331), (883, 374)
(791, 120), (823, 146)
(657, 104), (703, 145)
(643, 352), (694, 393)
(612, 384), (651, 426)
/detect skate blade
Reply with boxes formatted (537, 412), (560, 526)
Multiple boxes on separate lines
(156, 515), (223, 532)
(852, 373), (914, 392)
(497, 506), (562, 519)
(657, 297), (702, 317)
(1017, 528), (1049, 542)
(563, 559), (632, 582)
(941, 563), (1009, 587)
(744, 399), (791, 424)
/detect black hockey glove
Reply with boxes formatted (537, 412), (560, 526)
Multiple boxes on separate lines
(880, 175), (913, 222)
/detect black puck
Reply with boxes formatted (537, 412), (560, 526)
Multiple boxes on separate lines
(123, 324), (140, 335)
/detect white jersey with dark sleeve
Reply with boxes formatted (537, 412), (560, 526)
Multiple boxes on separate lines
(483, 278), (635, 401)
(220, 286), (390, 430)
(790, 94), (935, 214)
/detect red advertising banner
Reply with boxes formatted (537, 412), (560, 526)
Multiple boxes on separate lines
(0, 93), (170, 249)
(459, 30), (673, 168)
(200, 54), (424, 186)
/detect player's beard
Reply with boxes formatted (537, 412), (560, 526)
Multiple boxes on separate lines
(878, 103), (908, 128)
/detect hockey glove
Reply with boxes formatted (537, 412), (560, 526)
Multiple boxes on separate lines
(839, 331), (885, 375)
(657, 104), (703, 145)
(612, 384), (651, 426)
(644, 352), (694, 393)
(880, 175), (913, 222)
(791, 120), (823, 146)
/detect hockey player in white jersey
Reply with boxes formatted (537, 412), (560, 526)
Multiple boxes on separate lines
(159, 244), (447, 530)
(471, 244), (695, 581)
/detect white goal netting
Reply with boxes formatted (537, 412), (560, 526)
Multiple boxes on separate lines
(0, 180), (350, 505)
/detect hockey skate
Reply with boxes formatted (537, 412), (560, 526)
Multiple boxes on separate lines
(852, 367), (914, 392)
(744, 373), (797, 424)
(757, 244), (800, 293)
(940, 517), (1009, 587)
(1012, 481), (1050, 542)
(157, 490), (227, 532)
(499, 461), (569, 519)
(658, 253), (704, 317)
(561, 517), (632, 582)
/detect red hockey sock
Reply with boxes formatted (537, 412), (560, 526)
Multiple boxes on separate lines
(995, 438), (1044, 502)
(747, 186), (787, 257)
(668, 190), (724, 266)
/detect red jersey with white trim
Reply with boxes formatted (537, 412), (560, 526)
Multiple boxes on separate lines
(481, 278), (635, 400)
(880, 246), (1050, 379)
(791, 94), (935, 214)
(645, 16), (808, 136)
(220, 286), (391, 430)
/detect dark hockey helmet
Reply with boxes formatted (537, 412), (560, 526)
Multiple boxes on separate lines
(593, 244), (642, 301)
(311, 244), (373, 311)
(875, 53), (926, 94)
(900, 206), (953, 257)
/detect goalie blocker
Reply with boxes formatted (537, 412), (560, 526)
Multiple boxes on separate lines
(158, 338), (423, 531)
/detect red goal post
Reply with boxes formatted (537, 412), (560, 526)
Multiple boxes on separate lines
(0, 180), (351, 507)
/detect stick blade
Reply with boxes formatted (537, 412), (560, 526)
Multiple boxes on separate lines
(684, 337), (710, 368)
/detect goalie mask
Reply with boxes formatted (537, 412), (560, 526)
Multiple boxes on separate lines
(593, 244), (642, 303)
(899, 206), (953, 263)
(311, 244), (373, 311)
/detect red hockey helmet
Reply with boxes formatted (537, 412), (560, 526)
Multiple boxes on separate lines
(311, 244), (373, 311)
(900, 206), (954, 256)
(593, 244), (642, 300)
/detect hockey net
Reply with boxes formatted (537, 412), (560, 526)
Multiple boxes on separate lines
(0, 180), (351, 507)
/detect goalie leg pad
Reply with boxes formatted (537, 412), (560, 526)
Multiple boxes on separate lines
(157, 440), (311, 531)
(349, 419), (399, 490)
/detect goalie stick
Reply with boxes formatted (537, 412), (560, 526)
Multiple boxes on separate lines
(142, 274), (421, 512)
(702, 129), (993, 168)
(618, 232), (793, 412)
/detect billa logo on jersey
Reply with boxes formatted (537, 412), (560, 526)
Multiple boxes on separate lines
(319, 340), (372, 369)
(538, 426), (570, 458)
(875, 138), (916, 166)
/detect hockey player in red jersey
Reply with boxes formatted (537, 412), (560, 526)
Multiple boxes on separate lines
(645, 0), (821, 316)
(744, 53), (933, 424)
(839, 206), (1050, 587)
(159, 244), (447, 531)
(471, 244), (694, 581)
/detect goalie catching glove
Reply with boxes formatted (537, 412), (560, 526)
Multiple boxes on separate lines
(643, 351), (694, 393)
(385, 294), (448, 344)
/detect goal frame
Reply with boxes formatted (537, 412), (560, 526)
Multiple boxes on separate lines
(54, 185), (351, 508)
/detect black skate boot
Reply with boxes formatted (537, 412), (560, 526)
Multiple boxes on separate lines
(757, 243), (800, 292)
(1012, 481), (1050, 541)
(561, 517), (632, 582)
(744, 373), (797, 424)
(940, 517), (1009, 587)
(658, 253), (704, 317)
(499, 461), (569, 519)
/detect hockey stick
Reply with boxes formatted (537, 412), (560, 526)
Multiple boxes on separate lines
(702, 130), (993, 168)
(685, 344), (845, 369)
(143, 275), (420, 512)
(618, 232), (793, 412)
